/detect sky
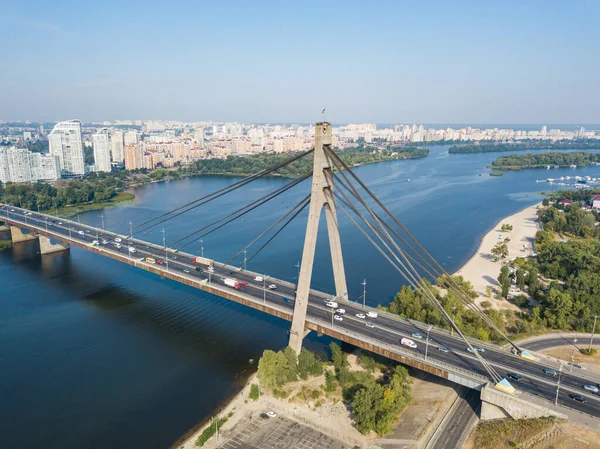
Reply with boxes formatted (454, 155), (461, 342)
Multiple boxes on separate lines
(1, 0), (599, 124)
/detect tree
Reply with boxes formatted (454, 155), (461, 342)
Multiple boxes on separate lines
(330, 342), (351, 385)
(249, 384), (259, 401)
(501, 223), (513, 232)
(491, 242), (509, 261)
(498, 265), (511, 299)
(257, 349), (295, 388)
(542, 198), (550, 207)
(516, 269), (526, 291)
(298, 348), (323, 379)
(528, 267), (541, 298)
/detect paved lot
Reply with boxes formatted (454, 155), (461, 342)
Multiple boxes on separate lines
(216, 415), (357, 449)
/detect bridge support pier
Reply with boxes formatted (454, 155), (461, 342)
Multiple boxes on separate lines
(10, 226), (38, 243)
(289, 122), (349, 355)
(480, 384), (567, 421)
(39, 235), (70, 255)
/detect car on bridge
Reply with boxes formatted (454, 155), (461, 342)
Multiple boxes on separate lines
(115, 238), (122, 243)
(466, 346), (485, 353)
(156, 260), (164, 265)
(183, 269), (190, 273)
(254, 276), (264, 282)
(411, 333), (423, 339)
(334, 314), (343, 321)
(268, 284), (277, 290)
(326, 301), (338, 308)
(543, 368), (558, 376)
(438, 345), (449, 353)
(336, 309), (345, 314)
(366, 311), (377, 318)
(196, 267), (203, 272)
(355, 313), (366, 319)
(507, 372), (523, 381)
(366, 322), (375, 328)
(583, 384), (599, 393)
(569, 394), (586, 403)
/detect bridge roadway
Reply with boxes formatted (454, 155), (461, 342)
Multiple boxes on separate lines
(2, 204), (600, 418)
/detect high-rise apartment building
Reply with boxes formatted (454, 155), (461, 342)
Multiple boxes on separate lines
(124, 145), (144, 170)
(49, 120), (85, 177)
(0, 147), (60, 183)
(110, 130), (124, 163)
(124, 130), (138, 146)
(92, 128), (112, 172)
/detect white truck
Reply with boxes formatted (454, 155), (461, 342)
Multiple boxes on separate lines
(400, 338), (418, 349)
(223, 278), (241, 290)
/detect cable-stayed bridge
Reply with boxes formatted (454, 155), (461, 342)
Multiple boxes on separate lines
(1, 123), (598, 421)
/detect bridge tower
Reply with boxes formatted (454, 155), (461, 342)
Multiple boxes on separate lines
(289, 122), (348, 354)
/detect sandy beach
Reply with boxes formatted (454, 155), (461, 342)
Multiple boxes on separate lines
(454, 202), (541, 310)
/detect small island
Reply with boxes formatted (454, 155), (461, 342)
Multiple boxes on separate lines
(487, 151), (600, 170)
(449, 139), (600, 154)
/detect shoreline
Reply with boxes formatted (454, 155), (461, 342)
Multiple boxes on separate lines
(454, 200), (542, 310)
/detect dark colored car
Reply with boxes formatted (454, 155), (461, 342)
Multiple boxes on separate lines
(283, 297), (291, 303)
(260, 413), (270, 420)
(507, 372), (522, 381)
(196, 267), (203, 272)
(569, 394), (586, 403)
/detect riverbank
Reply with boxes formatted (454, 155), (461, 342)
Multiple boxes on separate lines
(454, 201), (541, 311)
(52, 191), (136, 218)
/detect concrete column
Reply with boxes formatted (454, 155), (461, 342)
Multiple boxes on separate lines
(289, 122), (349, 354)
(10, 226), (38, 243)
(39, 235), (70, 255)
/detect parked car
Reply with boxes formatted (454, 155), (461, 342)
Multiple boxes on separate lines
(260, 413), (270, 420)
(266, 411), (277, 418)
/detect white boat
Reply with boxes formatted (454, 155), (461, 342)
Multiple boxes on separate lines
(570, 164), (577, 168)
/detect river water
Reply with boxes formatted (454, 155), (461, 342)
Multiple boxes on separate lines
(1, 145), (599, 449)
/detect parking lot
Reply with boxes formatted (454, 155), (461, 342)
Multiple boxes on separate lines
(216, 414), (358, 449)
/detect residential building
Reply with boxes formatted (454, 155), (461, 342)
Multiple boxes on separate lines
(49, 120), (85, 177)
(124, 130), (138, 146)
(0, 147), (60, 183)
(592, 195), (600, 210)
(124, 144), (144, 170)
(111, 130), (124, 163)
(92, 128), (112, 172)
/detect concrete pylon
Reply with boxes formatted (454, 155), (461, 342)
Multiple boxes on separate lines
(10, 226), (38, 243)
(289, 122), (349, 354)
(39, 235), (70, 255)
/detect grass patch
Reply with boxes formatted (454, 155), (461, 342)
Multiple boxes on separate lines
(582, 348), (597, 356)
(473, 417), (556, 449)
(47, 191), (136, 218)
(195, 413), (232, 447)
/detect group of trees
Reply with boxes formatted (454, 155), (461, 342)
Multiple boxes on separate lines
(449, 139), (600, 154)
(180, 145), (429, 179)
(537, 204), (599, 238)
(256, 343), (412, 437)
(0, 173), (124, 211)
(489, 152), (600, 170)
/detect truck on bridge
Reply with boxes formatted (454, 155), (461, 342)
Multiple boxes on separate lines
(193, 256), (214, 269)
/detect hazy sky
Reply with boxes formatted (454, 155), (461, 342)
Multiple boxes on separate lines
(2, 1), (599, 124)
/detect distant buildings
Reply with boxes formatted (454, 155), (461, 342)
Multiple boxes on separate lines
(124, 144), (144, 170)
(110, 130), (124, 163)
(92, 128), (112, 172)
(0, 147), (60, 183)
(49, 120), (85, 177)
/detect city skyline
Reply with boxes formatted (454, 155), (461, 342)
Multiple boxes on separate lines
(1, 1), (599, 124)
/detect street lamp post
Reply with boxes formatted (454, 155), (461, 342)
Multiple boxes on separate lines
(361, 279), (367, 308)
(590, 315), (599, 351)
(128, 220), (133, 239)
(450, 305), (457, 336)
(425, 324), (433, 361)
(161, 228), (168, 272)
(263, 276), (267, 304)
(571, 338), (578, 372)
(200, 238), (204, 258)
(44, 216), (48, 231)
(555, 364), (563, 406)
(243, 249), (247, 271)
(100, 214), (105, 231)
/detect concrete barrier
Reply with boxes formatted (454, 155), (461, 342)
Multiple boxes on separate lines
(480, 384), (567, 421)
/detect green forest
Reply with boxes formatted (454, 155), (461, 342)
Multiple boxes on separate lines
(385, 193), (600, 339)
(449, 140), (600, 154)
(489, 151), (600, 169)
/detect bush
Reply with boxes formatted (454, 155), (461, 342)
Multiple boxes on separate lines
(322, 371), (337, 392)
(195, 415), (230, 447)
(513, 295), (530, 308)
(582, 348), (597, 356)
(480, 301), (492, 309)
(249, 383), (259, 401)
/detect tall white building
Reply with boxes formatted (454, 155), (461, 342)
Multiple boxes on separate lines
(110, 130), (124, 163)
(124, 130), (138, 146)
(92, 128), (112, 172)
(49, 120), (85, 177)
(0, 147), (60, 183)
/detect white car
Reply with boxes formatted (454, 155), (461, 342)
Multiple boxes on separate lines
(266, 411), (277, 418)
(114, 238), (122, 243)
(583, 384), (599, 393)
(128, 247), (136, 253)
(334, 314), (343, 321)
(268, 284), (277, 290)
(254, 276), (264, 282)
(365, 322), (375, 328)
(325, 301), (338, 308)
(336, 309), (346, 314)
(115, 243), (122, 249)
(366, 311), (378, 318)
(78, 230), (85, 235)
(92, 240), (99, 246)
(355, 313), (366, 319)
(58, 222), (63, 225)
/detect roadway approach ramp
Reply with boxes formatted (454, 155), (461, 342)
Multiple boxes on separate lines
(480, 384), (568, 421)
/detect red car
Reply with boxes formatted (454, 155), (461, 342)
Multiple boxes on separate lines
(240, 282), (249, 287)
(156, 260), (164, 265)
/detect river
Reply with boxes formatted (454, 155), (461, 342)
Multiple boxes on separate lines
(1, 145), (599, 449)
